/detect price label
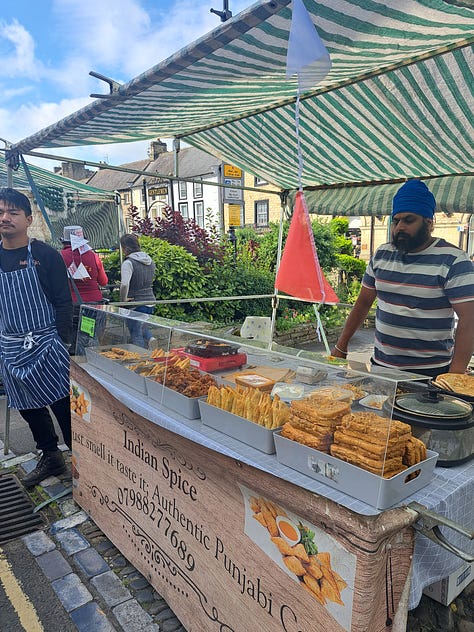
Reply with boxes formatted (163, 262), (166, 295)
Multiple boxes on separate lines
(80, 315), (96, 337)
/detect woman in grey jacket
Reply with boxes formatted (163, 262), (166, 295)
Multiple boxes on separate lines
(120, 234), (156, 348)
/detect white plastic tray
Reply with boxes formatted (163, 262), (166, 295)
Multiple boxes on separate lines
(199, 400), (280, 454)
(274, 431), (438, 509)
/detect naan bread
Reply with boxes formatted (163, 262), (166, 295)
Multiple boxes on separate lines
(434, 373), (474, 397)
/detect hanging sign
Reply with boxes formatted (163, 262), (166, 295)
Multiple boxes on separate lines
(228, 204), (242, 227)
(223, 164), (242, 178)
(223, 178), (243, 203)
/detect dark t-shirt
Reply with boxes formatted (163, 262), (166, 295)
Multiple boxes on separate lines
(0, 239), (73, 344)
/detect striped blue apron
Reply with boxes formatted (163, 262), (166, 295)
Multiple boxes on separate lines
(0, 242), (70, 409)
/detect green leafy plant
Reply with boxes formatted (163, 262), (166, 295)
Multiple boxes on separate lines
(298, 523), (318, 556)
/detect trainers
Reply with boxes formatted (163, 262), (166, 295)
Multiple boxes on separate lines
(22, 450), (67, 488)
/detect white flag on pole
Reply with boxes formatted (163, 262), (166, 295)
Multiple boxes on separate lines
(286, 0), (331, 90)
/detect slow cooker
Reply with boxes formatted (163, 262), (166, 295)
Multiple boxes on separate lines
(384, 387), (473, 467)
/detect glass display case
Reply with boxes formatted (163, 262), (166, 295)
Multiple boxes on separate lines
(76, 304), (440, 509)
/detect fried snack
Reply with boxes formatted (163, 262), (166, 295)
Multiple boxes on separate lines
(253, 513), (267, 529)
(333, 430), (406, 459)
(281, 423), (332, 452)
(291, 543), (310, 564)
(433, 373), (474, 396)
(330, 444), (406, 477)
(101, 347), (142, 361)
(259, 499), (279, 536)
(303, 556), (323, 580)
(206, 384), (289, 429)
(152, 364), (216, 397)
(302, 574), (326, 604)
(338, 382), (366, 399)
(403, 436), (427, 466)
(307, 386), (353, 403)
(271, 537), (295, 556)
(291, 398), (351, 423)
(320, 577), (344, 606)
(339, 412), (411, 442)
(289, 415), (336, 438)
(283, 555), (306, 576)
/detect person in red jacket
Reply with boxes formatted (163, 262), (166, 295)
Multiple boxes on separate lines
(60, 225), (108, 354)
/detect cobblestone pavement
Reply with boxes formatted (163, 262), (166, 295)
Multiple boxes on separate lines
(1, 442), (186, 632)
(2, 441), (472, 632)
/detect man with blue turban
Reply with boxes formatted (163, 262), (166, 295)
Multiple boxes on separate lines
(332, 180), (474, 377)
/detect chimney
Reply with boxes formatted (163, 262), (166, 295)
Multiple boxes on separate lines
(148, 138), (168, 161)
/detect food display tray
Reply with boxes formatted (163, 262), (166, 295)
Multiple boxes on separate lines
(199, 400), (279, 454)
(146, 379), (203, 419)
(85, 345), (146, 378)
(110, 362), (148, 395)
(273, 432), (439, 509)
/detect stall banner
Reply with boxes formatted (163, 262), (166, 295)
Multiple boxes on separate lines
(71, 362), (414, 632)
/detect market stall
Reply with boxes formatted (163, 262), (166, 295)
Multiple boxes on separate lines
(70, 306), (473, 632)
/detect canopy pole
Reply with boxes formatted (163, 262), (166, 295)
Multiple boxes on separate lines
(269, 190), (289, 349)
(313, 303), (330, 356)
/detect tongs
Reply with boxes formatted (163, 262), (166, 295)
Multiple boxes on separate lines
(407, 501), (474, 562)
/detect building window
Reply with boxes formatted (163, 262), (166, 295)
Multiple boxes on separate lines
(193, 178), (203, 198)
(254, 176), (268, 187)
(194, 201), (204, 227)
(178, 181), (187, 200)
(255, 200), (269, 227)
(179, 202), (189, 219)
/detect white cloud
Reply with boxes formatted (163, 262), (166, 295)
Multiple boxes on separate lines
(1, 0), (252, 171)
(0, 18), (43, 78)
(0, 97), (91, 145)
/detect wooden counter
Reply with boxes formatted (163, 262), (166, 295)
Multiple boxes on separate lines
(71, 361), (427, 632)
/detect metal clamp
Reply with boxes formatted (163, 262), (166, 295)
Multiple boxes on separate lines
(89, 71), (122, 99)
(407, 501), (474, 562)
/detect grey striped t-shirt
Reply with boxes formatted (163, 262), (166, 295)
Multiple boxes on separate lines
(362, 238), (474, 370)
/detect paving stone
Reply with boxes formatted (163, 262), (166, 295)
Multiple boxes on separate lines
(74, 547), (110, 578)
(36, 549), (73, 581)
(143, 624), (161, 632)
(91, 570), (131, 607)
(22, 530), (56, 556)
(55, 527), (90, 555)
(108, 554), (128, 569)
(70, 601), (116, 632)
(59, 498), (80, 517)
(39, 474), (62, 487)
(147, 599), (168, 615)
(50, 510), (89, 533)
(157, 607), (178, 622)
(135, 587), (155, 604)
(113, 598), (154, 631)
(20, 458), (40, 474)
(161, 618), (183, 632)
(94, 538), (117, 555)
(44, 482), (70, 497)
(1, 452), (37, 466)
(129, 575), (150, 590)
(51, 572), (92, 612)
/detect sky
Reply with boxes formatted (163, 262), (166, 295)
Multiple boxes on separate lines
(0, 0), (250, 171)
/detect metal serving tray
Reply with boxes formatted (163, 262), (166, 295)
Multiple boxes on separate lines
(146, 379), (203, 419)
(199, 400), (280, 454)
(274, 431), (438, 510)
(85, 344), (147, 378)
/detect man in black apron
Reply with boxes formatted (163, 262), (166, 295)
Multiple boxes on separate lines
(0, 188), (72, 487)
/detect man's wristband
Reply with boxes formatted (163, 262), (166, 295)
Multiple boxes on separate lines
(334, 344), (348, 356)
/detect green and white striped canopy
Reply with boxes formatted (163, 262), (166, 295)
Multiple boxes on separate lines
(10, 0), (474, 214)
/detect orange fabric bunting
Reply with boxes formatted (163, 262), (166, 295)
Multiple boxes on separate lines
(275, 191), (339, 303)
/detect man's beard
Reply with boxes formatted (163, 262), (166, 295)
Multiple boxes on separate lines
(392, 221), (431, 253)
